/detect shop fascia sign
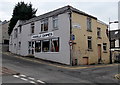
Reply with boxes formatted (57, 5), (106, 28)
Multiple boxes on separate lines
(31, 32), (53, 39)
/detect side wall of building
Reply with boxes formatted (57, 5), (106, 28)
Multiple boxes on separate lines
(72, 12), (109, 65)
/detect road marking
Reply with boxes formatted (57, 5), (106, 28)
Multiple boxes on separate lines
(20, 74), (26, 77)
(20, 78), (28, 81)
(29, 81), (36, 84)
(13, 75), (19, 78)
(28, 77), (35, 80)
(37, 80), (45, 84)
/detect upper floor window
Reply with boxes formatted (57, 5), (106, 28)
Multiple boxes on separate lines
(41, 19), (48, 32)
(19, 25), (22, 34)
(111, 40), (115, 48)
(88, 36), (92, 50)
(97, 27), (101, 38)
(103, 43), (107, 51)
(53, 16), (58, 29)
(14, 28), (18, 38)
(31, 23), (34, 34)
(87, 17), (92, 31)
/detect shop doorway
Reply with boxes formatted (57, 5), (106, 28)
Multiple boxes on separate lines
(28, 41), (34, 55)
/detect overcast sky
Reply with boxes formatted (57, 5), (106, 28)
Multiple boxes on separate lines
(0, 0), (119, 30)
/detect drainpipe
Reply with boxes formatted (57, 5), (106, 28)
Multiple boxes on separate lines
(67, 6), (72, 66)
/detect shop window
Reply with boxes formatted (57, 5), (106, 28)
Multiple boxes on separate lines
(88, 36), (92, 50)
(53, 16), (58, 29)
(51, 38), (59, 52)
(87, 17), (92, 32)
(103, 43), (107, 51)
(35, 41), (41, 52)
(41, 19), (48, 32)
(42, 40), (50, 52)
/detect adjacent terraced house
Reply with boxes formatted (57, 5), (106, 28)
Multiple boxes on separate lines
(9, 5), (110, 65)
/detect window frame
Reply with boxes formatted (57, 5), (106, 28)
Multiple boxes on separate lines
(41, 19), (48, 32)
(103, 43), (107, 52)
(31, 23), (35, 34)
(97, 27), (101, 38)
(87, 36), (92, 50)
(53, 16), (58, 29)
(87, 17), (92, 32)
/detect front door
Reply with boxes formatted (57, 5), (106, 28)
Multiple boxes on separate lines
(98, 44), (101, 63)
(28, 41), (34, 55)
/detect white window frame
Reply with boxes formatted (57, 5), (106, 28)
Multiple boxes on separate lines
(87, 17), (92, 31)
(97, 27), (101, 38)
(41, 19), (48, 32)
(103, 43), (107, 52)
(53, 16), (58, 29)
(88, 36), (92, 50)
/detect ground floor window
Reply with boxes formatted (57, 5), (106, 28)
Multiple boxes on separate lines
(51, 38), (59, 52)
(42, 40), (50, 52)
(33, 37), (59, 53)
(35, 41), (41, 52)
(103, 43), (107, 51)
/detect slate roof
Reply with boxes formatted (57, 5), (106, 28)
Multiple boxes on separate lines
(21, 5), (97, 25)
(110, 29), (120, 40)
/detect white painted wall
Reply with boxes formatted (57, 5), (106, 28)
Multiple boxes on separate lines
(9, 12), (71, 65)
(118, 1), (120, 29)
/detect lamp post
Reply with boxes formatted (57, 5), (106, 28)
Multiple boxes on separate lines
(109, 21), (118, 64)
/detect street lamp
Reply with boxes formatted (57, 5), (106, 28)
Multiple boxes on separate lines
(109, 20), (119, 64)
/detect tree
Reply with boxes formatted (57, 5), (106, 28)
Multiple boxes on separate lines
(8, 2), (37, 35)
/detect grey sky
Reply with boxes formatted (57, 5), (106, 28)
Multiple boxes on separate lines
(0, 0), (119, 30)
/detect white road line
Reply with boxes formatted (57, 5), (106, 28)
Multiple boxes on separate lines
(13, 75), (20, 78)
(37, 80), (45, 84)
(29, 81), (36, 84)
(20, 78), (28, 81)
(20, 74), (26, 77)
(28, 77), (35, 80)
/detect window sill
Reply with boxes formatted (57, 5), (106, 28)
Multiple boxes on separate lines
(52, 28), (58, 31)
(35, 52), (60, 54)
(87, 30), (92, 32)
(39, 31), (48, 34)
(87, 49), (93, 52)
(103, 51), (107, 53)
(97, 37), (102, 39)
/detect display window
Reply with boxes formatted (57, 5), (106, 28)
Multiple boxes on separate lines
(42, 40), (50, 52)
(51, 38), (59, 52)
(34, 37), (59, 53)
(35, 41), (41, 52)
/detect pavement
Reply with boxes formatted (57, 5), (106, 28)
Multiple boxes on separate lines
(2, 52), (119, 70)
(1, 52), (120, 84)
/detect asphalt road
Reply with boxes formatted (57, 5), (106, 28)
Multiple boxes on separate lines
(1, 52), (120, 85)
